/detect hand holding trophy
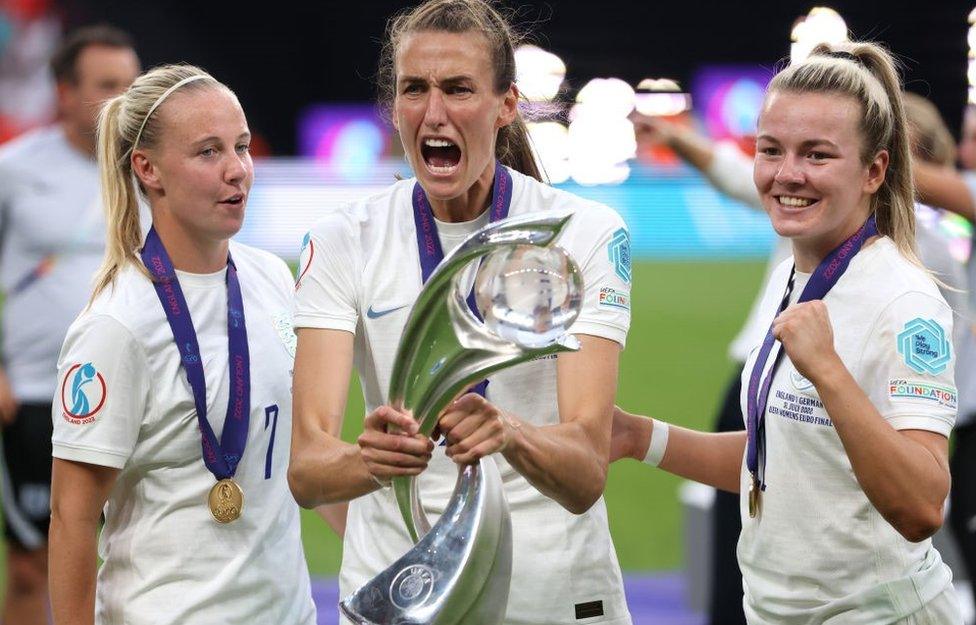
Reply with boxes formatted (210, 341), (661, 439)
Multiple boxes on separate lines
(340, 210), (584, 625)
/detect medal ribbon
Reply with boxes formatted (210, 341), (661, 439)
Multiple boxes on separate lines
(746, 214), (878, 491)
(141, 226), (251, 481)
(411, 161), (513, 398)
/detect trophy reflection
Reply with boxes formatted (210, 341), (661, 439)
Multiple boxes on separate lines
(340, 211), (583, 625)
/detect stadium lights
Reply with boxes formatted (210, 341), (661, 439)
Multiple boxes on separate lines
(568, 78), (637, 185)
(634, 78), (692, 117)
(527, 121), (571, 184)
(790, 7), (848, 65)
(515, 44), (567, 102)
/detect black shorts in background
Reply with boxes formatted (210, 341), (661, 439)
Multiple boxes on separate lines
(1, 402), (52, 550)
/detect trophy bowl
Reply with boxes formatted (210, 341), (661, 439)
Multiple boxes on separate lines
(475, 244), (582, 349)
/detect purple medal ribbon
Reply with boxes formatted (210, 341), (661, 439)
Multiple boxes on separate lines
(746, 214), (878, 491)
(411, 160), (513, 398)
(141, 226), (251, 481)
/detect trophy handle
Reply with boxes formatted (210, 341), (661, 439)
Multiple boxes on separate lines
(388, 210), (581, 544)
(388, 211), (574, 425)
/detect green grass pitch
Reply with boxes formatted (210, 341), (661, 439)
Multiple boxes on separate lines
(299, 259), (767, 575)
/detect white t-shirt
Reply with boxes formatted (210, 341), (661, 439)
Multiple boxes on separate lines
(294, 167), (633, 625)
(52, 242), (314, 625)
(738, 237), (958, 624)
(0, 126), (104, 402)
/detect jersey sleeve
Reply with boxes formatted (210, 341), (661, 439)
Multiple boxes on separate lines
(860, 290), (957, 437)
(293, 211), (361, 334)
(703, 141), (762, 211)
(51, 314), (149, 468)
(559, 205), (632, 348)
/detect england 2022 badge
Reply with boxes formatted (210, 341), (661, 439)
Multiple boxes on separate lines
(897, 318), (951, 375)
(60, 362), (107, 424)
(389, 564), (434, 610)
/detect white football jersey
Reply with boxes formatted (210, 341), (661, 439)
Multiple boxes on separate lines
(294, 167), (633, 625)
(52, 242), (314, 625)
(738, 237), (959, 623)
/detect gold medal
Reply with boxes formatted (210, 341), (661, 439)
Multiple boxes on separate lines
(748, 477), (761, 518)
(208, 478), (244, 523)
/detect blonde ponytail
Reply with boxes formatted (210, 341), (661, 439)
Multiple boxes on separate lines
(91, 94), (144, 301)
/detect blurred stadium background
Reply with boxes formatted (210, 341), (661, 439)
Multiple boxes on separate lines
(4, 0), (976, 621)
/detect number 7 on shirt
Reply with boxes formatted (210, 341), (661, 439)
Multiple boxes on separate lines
(265, 404), (279, 479)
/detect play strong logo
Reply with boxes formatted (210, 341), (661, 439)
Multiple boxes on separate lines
(897, 318), (951, 374)
(60, 362), (107, 424)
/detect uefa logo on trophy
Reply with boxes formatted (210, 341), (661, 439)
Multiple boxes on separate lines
(340, 211), (583, 625)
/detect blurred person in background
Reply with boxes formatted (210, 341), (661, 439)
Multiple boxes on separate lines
(0, 0), (61, 143)
(0, 24), (137, 625)
(914, 97), (976, 604)
(613, 43), (964, 623)
(288, 1), (634, 623)
(48, 64), (315, 625)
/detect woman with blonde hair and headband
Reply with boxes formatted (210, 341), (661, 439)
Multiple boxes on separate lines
(47, 64), (315, 625)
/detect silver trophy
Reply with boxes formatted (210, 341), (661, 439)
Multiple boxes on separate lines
(340, 211), (584, 625)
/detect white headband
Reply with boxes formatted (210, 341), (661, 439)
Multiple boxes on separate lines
(132, 74), (209, 149)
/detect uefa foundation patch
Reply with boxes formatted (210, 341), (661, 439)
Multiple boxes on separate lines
(598, 286), (630, 310)
(896, 318), (951, 374)
(888, 378), (957, 409)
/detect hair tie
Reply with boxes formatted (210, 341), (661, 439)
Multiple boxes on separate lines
(824, 50), (862, 66)
(132, 74), (209, 149)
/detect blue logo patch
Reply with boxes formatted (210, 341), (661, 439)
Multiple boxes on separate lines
(60, 362), (107, 424)
(897, 318), (951, 375)
(608, 228), (631, 284)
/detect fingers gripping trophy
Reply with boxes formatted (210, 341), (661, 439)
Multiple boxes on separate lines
(340, 210), (584, 625)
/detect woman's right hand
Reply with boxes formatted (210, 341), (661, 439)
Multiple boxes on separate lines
(357, 406), (434, 484)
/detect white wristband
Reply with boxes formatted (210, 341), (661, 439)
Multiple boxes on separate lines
(642, 419), (670, 467)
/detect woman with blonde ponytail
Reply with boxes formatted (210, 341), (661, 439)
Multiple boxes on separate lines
(289, 1), (634, 623)
(49, 64), (316, 625)
(89, 94), (147, 301)
(611, 41), (964, 624)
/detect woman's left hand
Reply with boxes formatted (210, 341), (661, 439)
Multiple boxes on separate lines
(771, 300), (843, 383)
(437, 393), (515, 465)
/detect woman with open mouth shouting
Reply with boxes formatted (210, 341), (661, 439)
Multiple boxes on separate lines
(289, 1), (634, 623)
